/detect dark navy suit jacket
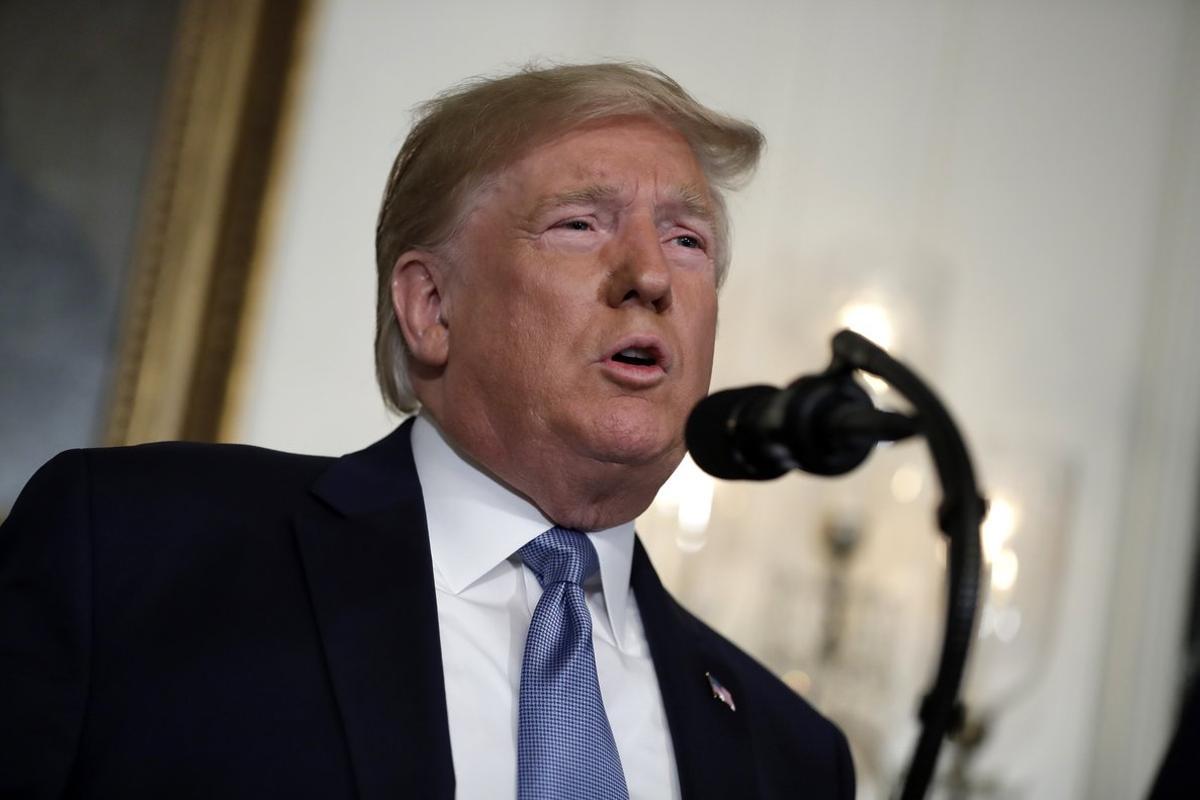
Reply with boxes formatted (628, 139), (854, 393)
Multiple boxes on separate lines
(0, 420), (854, 799)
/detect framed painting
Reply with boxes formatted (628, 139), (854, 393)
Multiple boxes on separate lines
(0, 0), (308, 517)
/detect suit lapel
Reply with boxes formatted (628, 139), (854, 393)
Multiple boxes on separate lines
(292, 420), (756, 798)
(293, 420), (455, 800)
(632, 538), (757, 800)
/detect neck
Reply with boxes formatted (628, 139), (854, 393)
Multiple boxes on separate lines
(421, 412), (676, 531)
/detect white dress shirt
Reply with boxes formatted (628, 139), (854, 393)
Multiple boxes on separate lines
(410, 415), (681, 800)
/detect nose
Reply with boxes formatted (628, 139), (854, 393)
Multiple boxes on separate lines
(604, 218), (673, 312)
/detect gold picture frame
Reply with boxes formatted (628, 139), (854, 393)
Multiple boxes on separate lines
(106, 0), (309, 445)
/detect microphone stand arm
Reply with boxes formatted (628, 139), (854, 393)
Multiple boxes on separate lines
(824, 330), (985, 800)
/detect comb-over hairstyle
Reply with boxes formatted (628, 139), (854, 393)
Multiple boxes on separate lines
(374, 61), (764, 413)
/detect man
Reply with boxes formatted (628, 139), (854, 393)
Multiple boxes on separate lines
(0, 63), (854, 798)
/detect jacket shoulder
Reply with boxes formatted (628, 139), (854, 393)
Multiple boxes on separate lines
(81, 439), (330, 472)
(84, 440), (330, 488)
(22, 441), (334, 529)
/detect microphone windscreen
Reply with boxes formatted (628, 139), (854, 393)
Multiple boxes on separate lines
(685, 385), (778, 479)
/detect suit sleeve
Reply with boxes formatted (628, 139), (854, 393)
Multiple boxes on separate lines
(0, 450), (93, 798)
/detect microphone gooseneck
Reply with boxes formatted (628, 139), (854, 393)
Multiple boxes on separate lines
(684, 330), (984, 800)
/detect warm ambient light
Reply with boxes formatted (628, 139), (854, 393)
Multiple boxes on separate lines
(837, 301), (895, 393)
(990, 548), (1020, 593)
(981, 496), (1018, 563)
(653, 455), (715, 547)
(838, 301), (896, 351)
(890, 464), (924, 503)
(982, 495), (1020, 592)
(782, 670), (813, 695)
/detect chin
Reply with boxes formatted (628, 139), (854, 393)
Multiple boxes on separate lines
(581, 406), (684, 468)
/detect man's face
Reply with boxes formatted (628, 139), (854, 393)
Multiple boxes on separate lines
(438, 116), (719, 475)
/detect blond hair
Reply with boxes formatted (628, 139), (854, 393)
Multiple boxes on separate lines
(374, 62), (764, 413)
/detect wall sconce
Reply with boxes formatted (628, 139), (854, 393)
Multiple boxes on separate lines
(943, 450), (1074, 796)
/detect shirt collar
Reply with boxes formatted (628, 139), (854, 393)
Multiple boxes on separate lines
(410, 414), (635, 644)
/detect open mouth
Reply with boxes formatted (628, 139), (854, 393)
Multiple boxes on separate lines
(610, 346), (660, 368)
(601, 338), (670, 385)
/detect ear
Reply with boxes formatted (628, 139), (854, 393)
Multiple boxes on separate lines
(390, 251), (449, 368)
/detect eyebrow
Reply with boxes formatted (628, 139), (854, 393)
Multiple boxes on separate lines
(527, 184), (622, 222)
(528, 182), (716, 227)
(672, 183), (717, 226)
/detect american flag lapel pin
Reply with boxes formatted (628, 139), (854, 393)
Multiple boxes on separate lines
(706, 671), (736, 711)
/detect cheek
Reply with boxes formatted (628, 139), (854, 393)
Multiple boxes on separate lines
(688, 297), (719, 382)
(492, 292), (573, 388)
(488, 309), (546, 384)
(515, 267), (597, 357)
(450, 284), (536, 394)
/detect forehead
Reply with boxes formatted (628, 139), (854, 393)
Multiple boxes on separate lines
(499, 116), (713, 206)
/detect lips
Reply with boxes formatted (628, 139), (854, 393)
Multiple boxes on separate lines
(600, 335), (671, 387)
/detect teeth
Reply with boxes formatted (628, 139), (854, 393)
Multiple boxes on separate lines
(619, 347), (652, 359)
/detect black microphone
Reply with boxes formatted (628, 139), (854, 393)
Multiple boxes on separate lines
(685, 372), (918, 480)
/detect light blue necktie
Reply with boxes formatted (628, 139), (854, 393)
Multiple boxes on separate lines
(517, 527), (630, 800)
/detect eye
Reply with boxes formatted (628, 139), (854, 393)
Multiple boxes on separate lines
(557, 219), (594, 232)
(673, 234), (704, 250)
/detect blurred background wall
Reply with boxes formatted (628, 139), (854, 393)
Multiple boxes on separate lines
(4, 0), (1199, 798)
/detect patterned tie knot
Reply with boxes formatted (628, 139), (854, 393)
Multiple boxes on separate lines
(519, 526), (599, 589)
